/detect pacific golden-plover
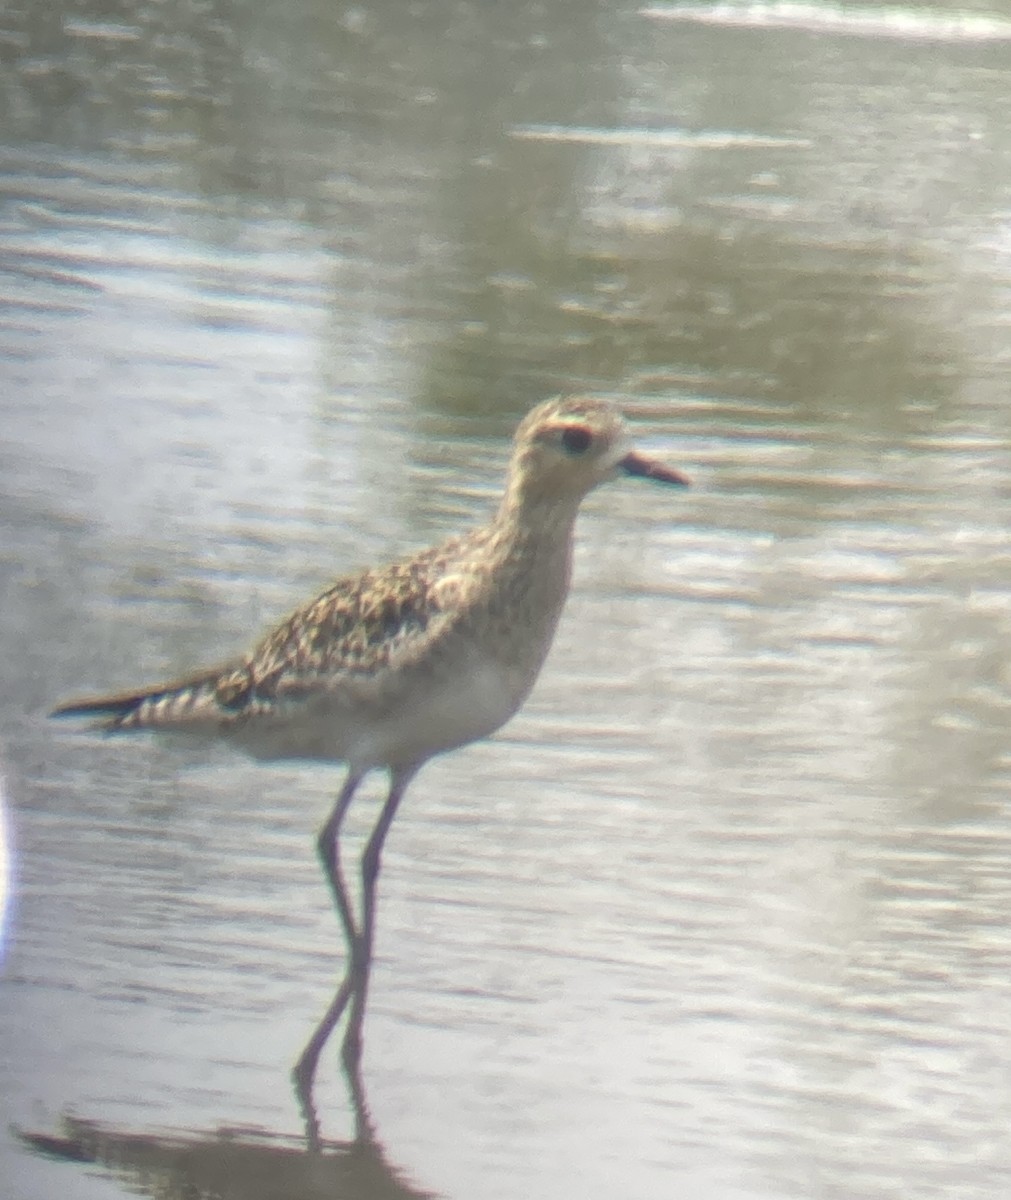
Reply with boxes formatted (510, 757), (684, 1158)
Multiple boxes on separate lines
(52, 394), (689, 1147)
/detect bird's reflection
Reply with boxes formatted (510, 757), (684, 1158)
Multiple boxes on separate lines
(19, 1112), (435, 1200)
(19, 969), (433, 1198)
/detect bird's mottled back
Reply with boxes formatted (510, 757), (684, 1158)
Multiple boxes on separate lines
(225, 538), (465, 702)
(52, 394), (687, 758)
(52, 530), (481, 734)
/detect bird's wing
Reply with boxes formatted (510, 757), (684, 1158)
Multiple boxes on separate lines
(51, 532), (484, 733)
(240, 536), (479, 711)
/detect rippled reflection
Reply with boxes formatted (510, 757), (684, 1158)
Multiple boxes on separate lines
(19, 1115), (434, 1200)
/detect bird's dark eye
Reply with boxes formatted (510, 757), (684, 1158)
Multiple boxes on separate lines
(560, 426), (593, 455)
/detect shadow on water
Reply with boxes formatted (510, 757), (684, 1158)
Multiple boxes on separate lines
(17, 1113), (436, 1200)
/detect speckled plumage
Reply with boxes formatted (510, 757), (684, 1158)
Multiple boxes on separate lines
(51, 394), (688, 1148)
(53, 396), (686, 772)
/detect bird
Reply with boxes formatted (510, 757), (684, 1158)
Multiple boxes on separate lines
(51, 394), (689, 1149)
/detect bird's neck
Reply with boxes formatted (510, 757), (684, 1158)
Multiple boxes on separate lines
(492, 484), (582, 564)
(483, 487), (582, 626)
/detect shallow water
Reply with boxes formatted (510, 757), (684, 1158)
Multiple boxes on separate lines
(4, 2), (1011, 1198)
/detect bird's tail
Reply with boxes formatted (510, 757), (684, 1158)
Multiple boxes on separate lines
(50, 668), (237, 733)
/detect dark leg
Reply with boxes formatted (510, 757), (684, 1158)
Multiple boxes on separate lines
(316, 769), (366, 944)
(340, 764), (417, 1106)
(292, 769), (364, 1151)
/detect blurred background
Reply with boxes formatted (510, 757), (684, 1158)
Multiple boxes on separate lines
(3, 1), (1011, 1197)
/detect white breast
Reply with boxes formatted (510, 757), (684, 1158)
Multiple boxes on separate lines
(231, 651), (527, 771)
(352, 654), (525, 771)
